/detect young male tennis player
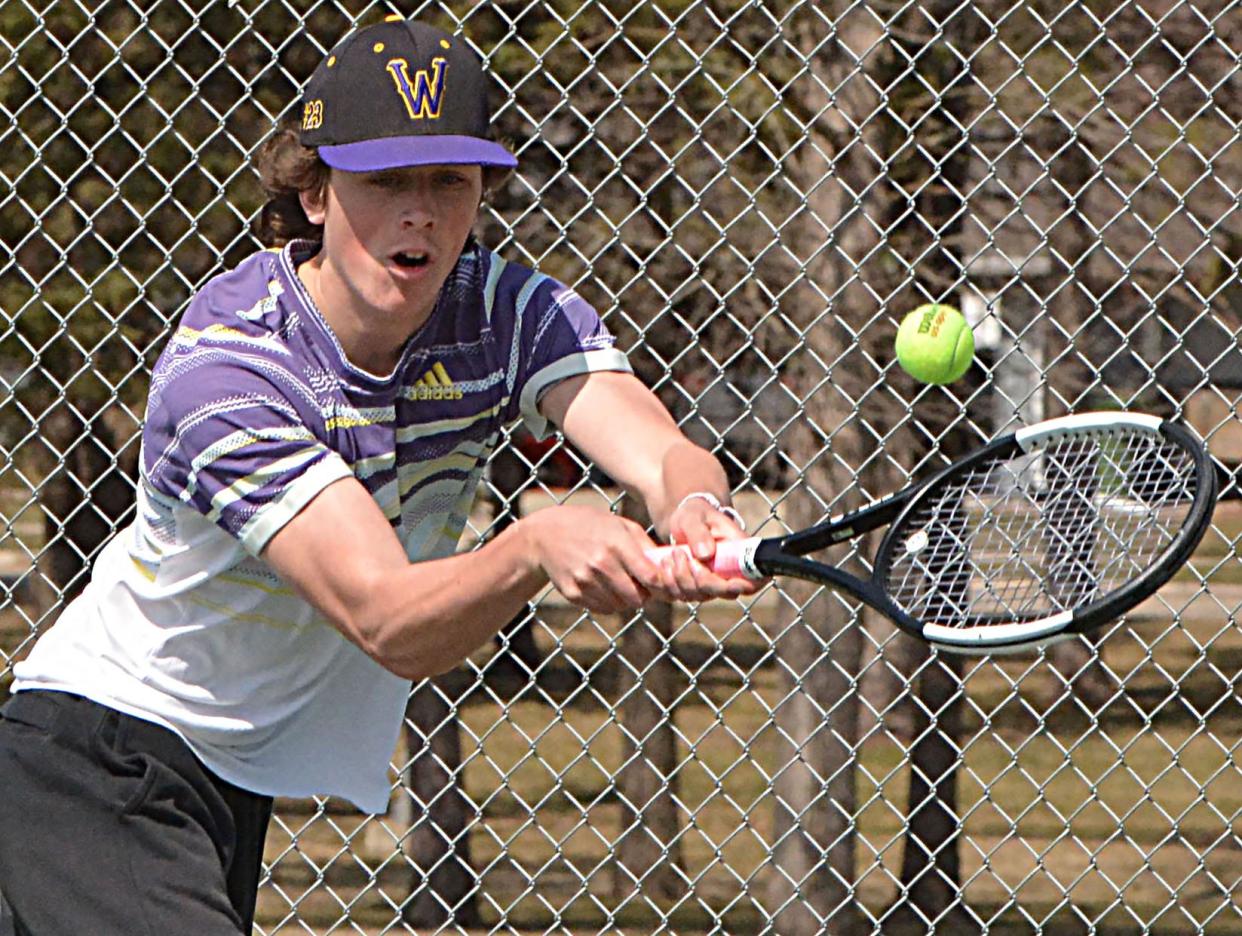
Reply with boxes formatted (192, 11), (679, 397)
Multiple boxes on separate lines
(0, 18), (753, 934)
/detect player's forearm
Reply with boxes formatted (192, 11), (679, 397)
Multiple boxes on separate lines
(546, 371), (732, 535)
(641, 438), (732, 535)
(349, 522), (547, 680)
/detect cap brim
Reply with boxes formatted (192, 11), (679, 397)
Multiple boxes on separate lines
(317, 135), (518, 171)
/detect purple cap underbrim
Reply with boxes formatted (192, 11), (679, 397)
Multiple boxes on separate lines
(317, 135), (518, 171)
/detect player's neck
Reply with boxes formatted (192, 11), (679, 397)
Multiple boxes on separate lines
(297, 253), (433, 376)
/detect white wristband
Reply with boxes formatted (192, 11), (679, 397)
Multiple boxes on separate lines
(676, 491), (746, 531)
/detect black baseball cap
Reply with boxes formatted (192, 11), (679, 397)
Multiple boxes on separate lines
(299, 17), (517, 171)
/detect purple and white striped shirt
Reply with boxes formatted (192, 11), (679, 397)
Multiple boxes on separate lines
(13, 239), (631, 812)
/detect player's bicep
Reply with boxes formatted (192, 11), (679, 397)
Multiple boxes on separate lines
(145, 363), (347, 552)
(261, 475), (409, 651)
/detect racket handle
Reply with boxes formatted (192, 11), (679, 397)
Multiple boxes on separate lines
(644, 538), (763, 580)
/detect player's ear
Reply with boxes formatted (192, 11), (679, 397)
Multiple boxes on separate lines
(481, 164), (511, 206)
(299, 184), (327, 226)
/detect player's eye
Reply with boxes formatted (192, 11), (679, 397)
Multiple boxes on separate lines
(436, 170), (468, 188)
(370, 173), (407, 190)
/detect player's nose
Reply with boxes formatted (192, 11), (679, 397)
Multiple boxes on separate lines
(399, 198), (435, 230)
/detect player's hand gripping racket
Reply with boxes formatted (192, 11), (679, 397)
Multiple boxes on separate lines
(649, 413), (1217, 653)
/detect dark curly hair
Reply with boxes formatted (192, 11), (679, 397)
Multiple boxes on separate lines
(254, 119), (330, 248)
(254, 118), (514, 248)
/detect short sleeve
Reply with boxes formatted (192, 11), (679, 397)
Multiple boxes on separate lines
(142, 358), (353, 556)
(507, 280), (632, 439)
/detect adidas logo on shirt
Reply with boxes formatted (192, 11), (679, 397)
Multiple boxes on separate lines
(411, 362), (464, 401)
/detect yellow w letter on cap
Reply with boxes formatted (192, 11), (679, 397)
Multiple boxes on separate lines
(386, 57), (448, 120)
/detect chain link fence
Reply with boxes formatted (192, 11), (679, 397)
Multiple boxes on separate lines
(1, 0), (1240, 932)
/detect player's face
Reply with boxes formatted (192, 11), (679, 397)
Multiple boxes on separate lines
(304, 164), (483, 331)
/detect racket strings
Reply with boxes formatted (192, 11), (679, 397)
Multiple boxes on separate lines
(885, 428), (1199, 626)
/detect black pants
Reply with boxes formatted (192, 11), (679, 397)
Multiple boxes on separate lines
(0, 691), (273, 935)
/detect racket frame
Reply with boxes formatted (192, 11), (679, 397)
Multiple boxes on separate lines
(750, 413), (1217, 651)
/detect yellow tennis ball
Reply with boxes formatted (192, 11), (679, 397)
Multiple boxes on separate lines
(895, 303), (975, 385)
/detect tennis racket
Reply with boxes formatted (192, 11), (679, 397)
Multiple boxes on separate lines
(649, 412), (1217, 653)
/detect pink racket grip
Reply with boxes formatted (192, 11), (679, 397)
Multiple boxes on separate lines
(644, 537), (764, 580)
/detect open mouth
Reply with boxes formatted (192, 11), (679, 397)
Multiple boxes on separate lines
(392, 251), (430, 269)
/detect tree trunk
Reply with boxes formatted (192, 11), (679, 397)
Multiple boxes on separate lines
(1042, 132), (1116, 712)
(761, 6), (886, 930)
(612, 495), (686, 902)
(892, 452), (974, 932)
(36, 406), (136, 613)
(402, 677), (480, 928)
(880, 0), (987, 924)
(894, 651), (973, 932)
(767, 578), (866, 934)
(484, 443), (543, 675)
